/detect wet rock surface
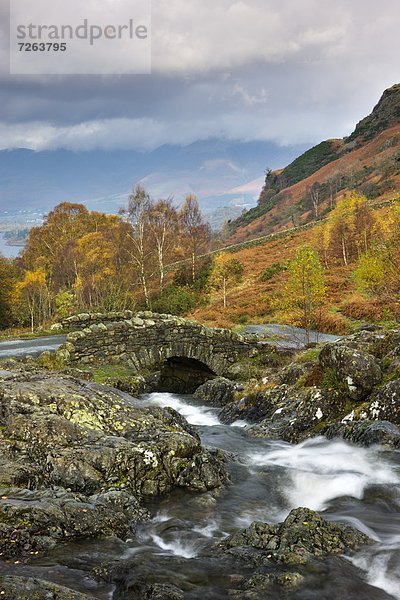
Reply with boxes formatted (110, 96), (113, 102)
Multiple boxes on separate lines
(219, 386), (294, 426)
(215, 507), (376, 599)
(194, 377), (238, 407)
(365, 380), (400, 425)
(0, 576), (94, 599)
(101, 507), (380, 600)
(220, 507), (372, 565)
(0, 370), (228, 498)
(323, 419), (400, 447)
(0, 366), (228, 594)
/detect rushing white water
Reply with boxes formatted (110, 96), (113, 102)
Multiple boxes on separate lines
(350, 545), (400, 599)
(24, 391), (400, 599)
(140, 392), (400, 599)
(247, 437), (400, 513)
(142, 391), (221, 426)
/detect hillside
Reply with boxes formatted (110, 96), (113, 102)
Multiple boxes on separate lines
(227, 84), (400, 243)
(191, 203), (392, 331)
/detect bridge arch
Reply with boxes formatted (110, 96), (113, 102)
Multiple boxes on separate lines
(157, 356), (216, 394)
(57, 312), (258, 383)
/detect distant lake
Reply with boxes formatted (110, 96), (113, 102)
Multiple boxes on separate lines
(0, 233), (23, 259)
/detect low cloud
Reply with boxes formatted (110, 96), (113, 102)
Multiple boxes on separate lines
(0, 108), (354, 152)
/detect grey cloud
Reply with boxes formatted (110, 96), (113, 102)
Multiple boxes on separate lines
(0, 0), (399, 151)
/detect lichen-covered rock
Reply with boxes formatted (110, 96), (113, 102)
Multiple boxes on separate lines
(323, 420), (400, 447)
(325, 328), (400, 358)
(0, 486), (147, 551)
(219, 386), (294, 425)
(228, 572), (305, 598)
(0, 522), (52, 560)
(364, 380), (400, 424)
(194, 377), (238, 407)
(241, 386), (348, 443)
(0, 370), (228, 559)
(0, 372), (228, 497)
(220, 507), (372, 566)
(139, 583), (184, 599)
(0, 576), (93, 599)
(276, 362), (313, 385)
(319, 343), (382, 401)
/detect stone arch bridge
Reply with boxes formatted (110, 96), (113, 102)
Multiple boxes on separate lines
(56, 312), (259, 390)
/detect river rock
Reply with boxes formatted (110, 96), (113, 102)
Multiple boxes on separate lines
(276, 361), (313, 385)
(0, 371), (228, 495)
(323, 420), (400, 447)
(0, 486), (147, 556)
(0, 369), (228, 558)
(220, 507), (372, 566)
(227, 385), (347, 443)
(319, 343), (382, 401)
(139, 583), (184, 599)
(0, 576), (93, 599)
(194, 377), (238, 407)
(219, 385), (295, 425)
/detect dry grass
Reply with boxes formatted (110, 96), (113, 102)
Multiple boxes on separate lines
(191, 206), (396, 332)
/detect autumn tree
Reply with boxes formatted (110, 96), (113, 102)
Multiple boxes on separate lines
(179, 195), (210, 283)
(149, 198), (179, 292)
(74, 232), (116, 309)
(14, 268), (49, 332)
(0, 256), (16, 329)
(323, 193), (377, 265)
(354, 199), (400, 302)
(209, 252), (244, 308)
(309, 182), (321, 219)
(282, 247), (326, 344)
(22, 202), (91, 292)
(121, 185), (153, 308)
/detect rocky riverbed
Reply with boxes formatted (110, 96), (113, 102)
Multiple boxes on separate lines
(0, 324), (400, 598)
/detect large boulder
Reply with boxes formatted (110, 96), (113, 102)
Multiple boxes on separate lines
(193, 377), (238, 407)
(0, 369), (228, 559)
(0, 486), (147, 557)
(251, 387), (348, 443)
(0, 372), (228, 497)
(319, 343), (382, 401)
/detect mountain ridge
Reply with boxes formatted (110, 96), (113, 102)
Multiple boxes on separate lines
(227, 83), (400, 242)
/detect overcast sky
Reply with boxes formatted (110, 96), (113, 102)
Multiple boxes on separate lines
(0, 0), (399, 152)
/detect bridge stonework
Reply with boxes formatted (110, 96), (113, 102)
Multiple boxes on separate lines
(56, 312), (258, 376)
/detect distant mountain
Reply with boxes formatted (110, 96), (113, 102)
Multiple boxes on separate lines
(0, 139), (307, 229)
(227, 83), (400, 242)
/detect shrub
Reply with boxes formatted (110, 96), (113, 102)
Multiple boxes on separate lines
(151, 285), (198, 316)
(260, 262), (287, 282)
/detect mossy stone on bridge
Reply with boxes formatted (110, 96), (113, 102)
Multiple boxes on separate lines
(57, 312), (259, 378)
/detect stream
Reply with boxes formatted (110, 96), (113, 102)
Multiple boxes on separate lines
(3, 392), (400, 598)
